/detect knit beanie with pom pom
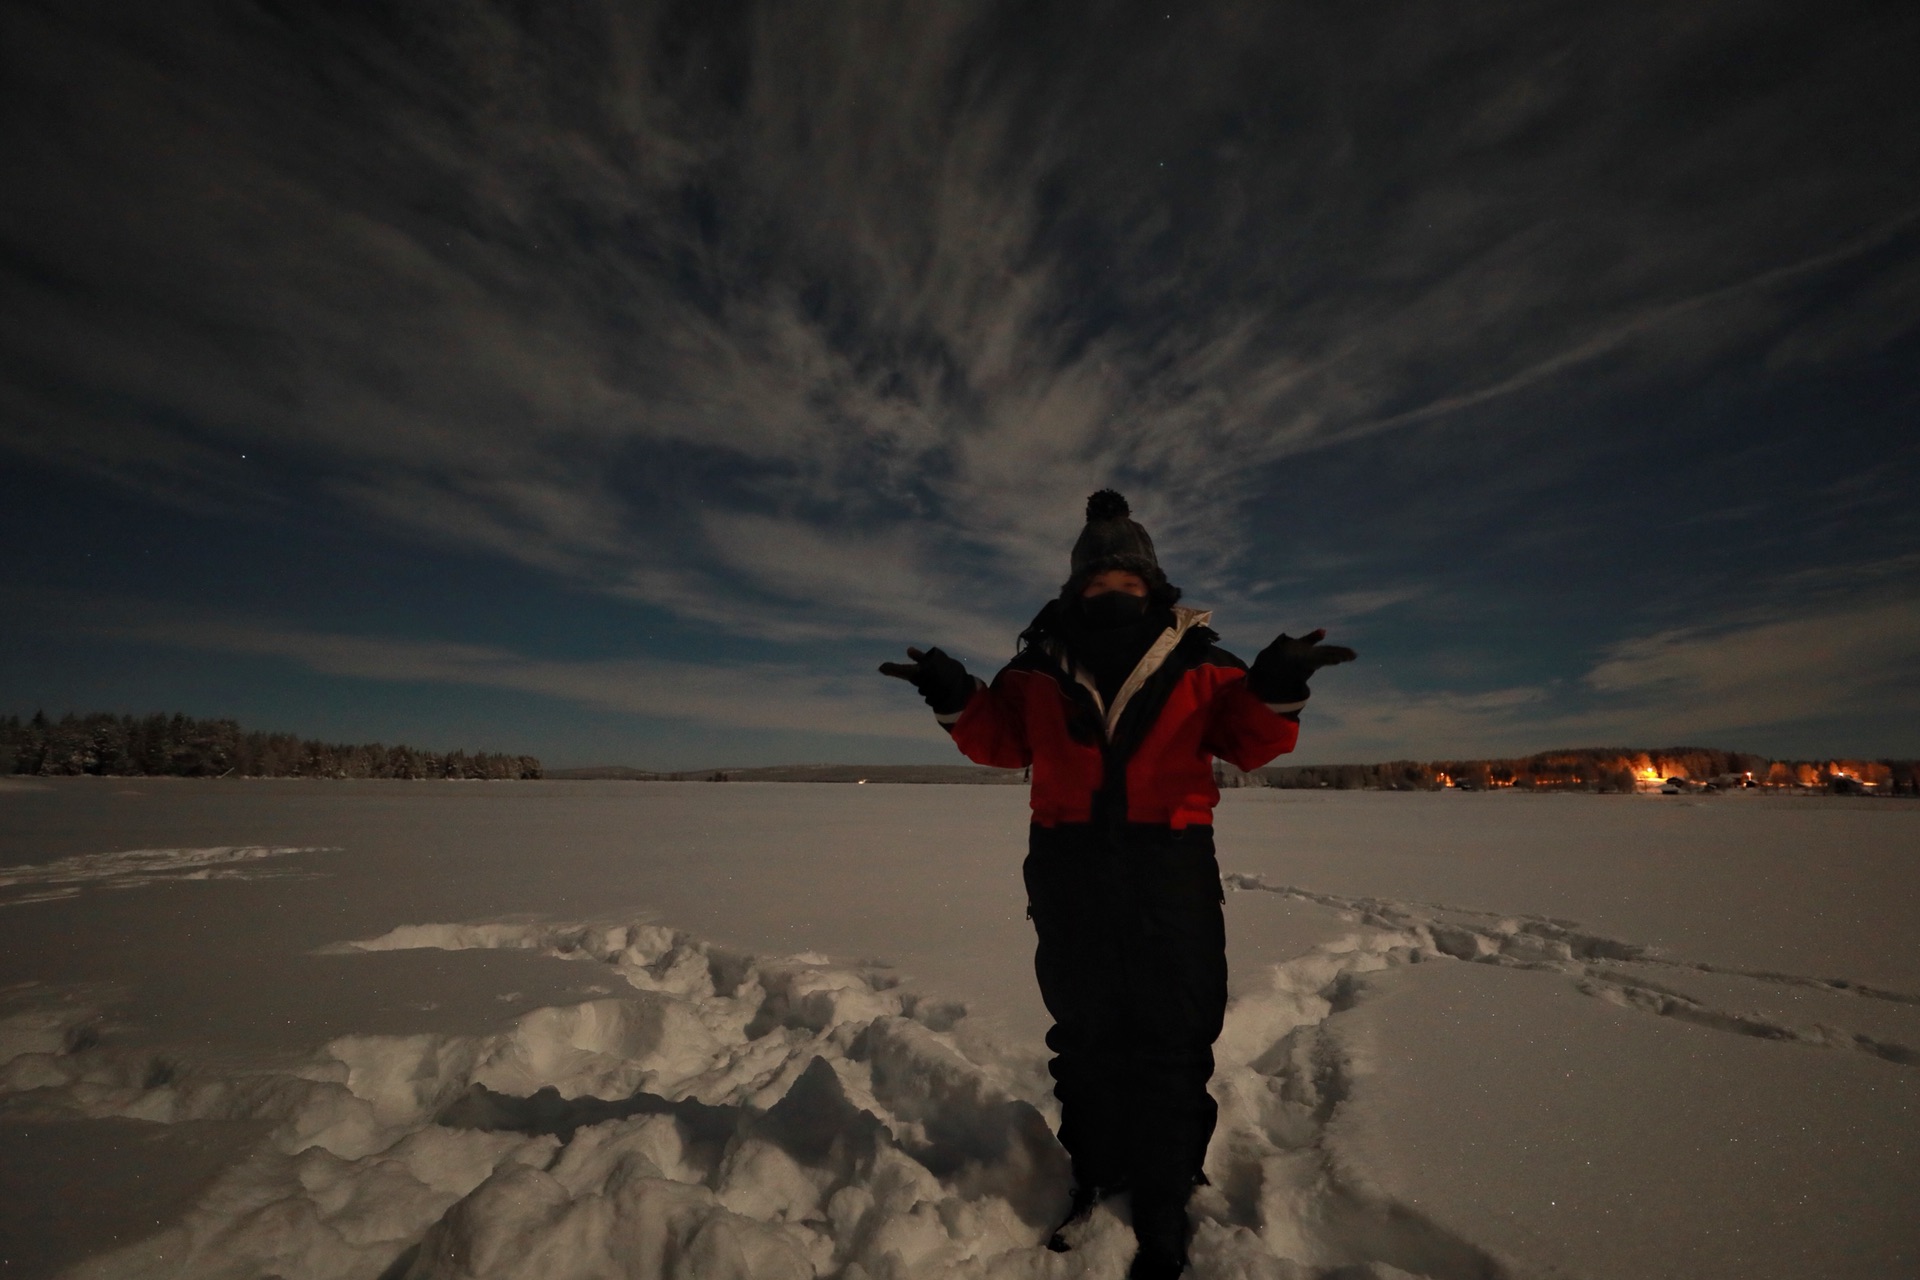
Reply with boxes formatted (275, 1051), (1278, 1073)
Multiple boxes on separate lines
(1064, 490), (1180, 603)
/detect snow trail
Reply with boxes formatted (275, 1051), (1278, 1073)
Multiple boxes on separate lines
(1224, 874), (1920, 1069)
(0, 846), (335, 906)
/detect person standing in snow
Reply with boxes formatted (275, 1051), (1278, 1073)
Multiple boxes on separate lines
(880, 490), (1356, 1279)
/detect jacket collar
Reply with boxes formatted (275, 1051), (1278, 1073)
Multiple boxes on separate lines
(1049, 605), (1212, 740)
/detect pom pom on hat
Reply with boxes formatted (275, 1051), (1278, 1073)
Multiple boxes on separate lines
(1065, 489), (1177, 606)
(1073, 491), (1153, 573)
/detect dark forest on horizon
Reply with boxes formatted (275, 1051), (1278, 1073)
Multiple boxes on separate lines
(2, 711), (542, 780)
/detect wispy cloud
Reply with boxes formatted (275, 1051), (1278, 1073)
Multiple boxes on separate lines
(5, 1), (1919, 768)
(15, 557), (1917, 761)
(1297, 677), (1558, 762)
(5, 0), (1916, 650)
(1321, 202), (1920, 450)
(85, 612), (935, 742)
(1580, 598), (1920, 733)
(1300, 594), (1920, 761)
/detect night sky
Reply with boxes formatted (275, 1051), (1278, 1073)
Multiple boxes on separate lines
(3, 0), (1916, 769)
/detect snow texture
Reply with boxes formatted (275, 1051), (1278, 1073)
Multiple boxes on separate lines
(0, 846), (333, 907)
(8, 921), (1086, 1280)
(14, 894), (1912, 1279)
(0, 782), (1915, 1280)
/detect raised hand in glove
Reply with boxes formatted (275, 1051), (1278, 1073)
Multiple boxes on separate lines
(1247, 629), (1358, 704)
(879, 646), (977, 716)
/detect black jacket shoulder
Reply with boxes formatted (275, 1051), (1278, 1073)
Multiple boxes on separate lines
(1199, 643), (1246, 671)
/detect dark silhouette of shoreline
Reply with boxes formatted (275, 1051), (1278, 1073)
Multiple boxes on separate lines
(2, 710), (541, 780)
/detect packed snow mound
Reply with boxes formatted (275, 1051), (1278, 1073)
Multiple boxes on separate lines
(10, 898), (1525, 1280)
(0, 845), (334, 906)
(18, 878), (1914, 1279)
(24, 920), (1100, 1279)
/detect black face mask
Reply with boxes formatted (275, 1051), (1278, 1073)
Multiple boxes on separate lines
(1077, 590), (1150, 629)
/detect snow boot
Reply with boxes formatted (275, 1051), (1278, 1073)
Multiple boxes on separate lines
(1127, 1195), (1191, 1279)
(1045, 1181), (1107, 1252)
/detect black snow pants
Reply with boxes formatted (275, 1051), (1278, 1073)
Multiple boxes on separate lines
(1022, 821), (1229, 1210)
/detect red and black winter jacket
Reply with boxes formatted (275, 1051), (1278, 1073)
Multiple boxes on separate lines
(941, 607), (1304, 829)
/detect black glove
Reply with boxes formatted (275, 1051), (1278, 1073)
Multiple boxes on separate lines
(878, 646), (977, 716)
(1247, 629), (1357, 703)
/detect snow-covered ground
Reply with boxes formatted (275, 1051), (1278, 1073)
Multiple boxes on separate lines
(1, 780), (1914, 1279)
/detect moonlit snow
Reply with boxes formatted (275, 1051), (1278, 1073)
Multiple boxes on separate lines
(1, 781), (1914, 1280)
(0, 844), (334, 906)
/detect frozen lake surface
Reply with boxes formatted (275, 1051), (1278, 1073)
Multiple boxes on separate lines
(1, 779), (1915, 1279)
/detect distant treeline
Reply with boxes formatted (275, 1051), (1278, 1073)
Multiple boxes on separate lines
(1257, 747), (1920, 794)
(2, 711), (542, 780)
(546, 764), (1027, 784)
